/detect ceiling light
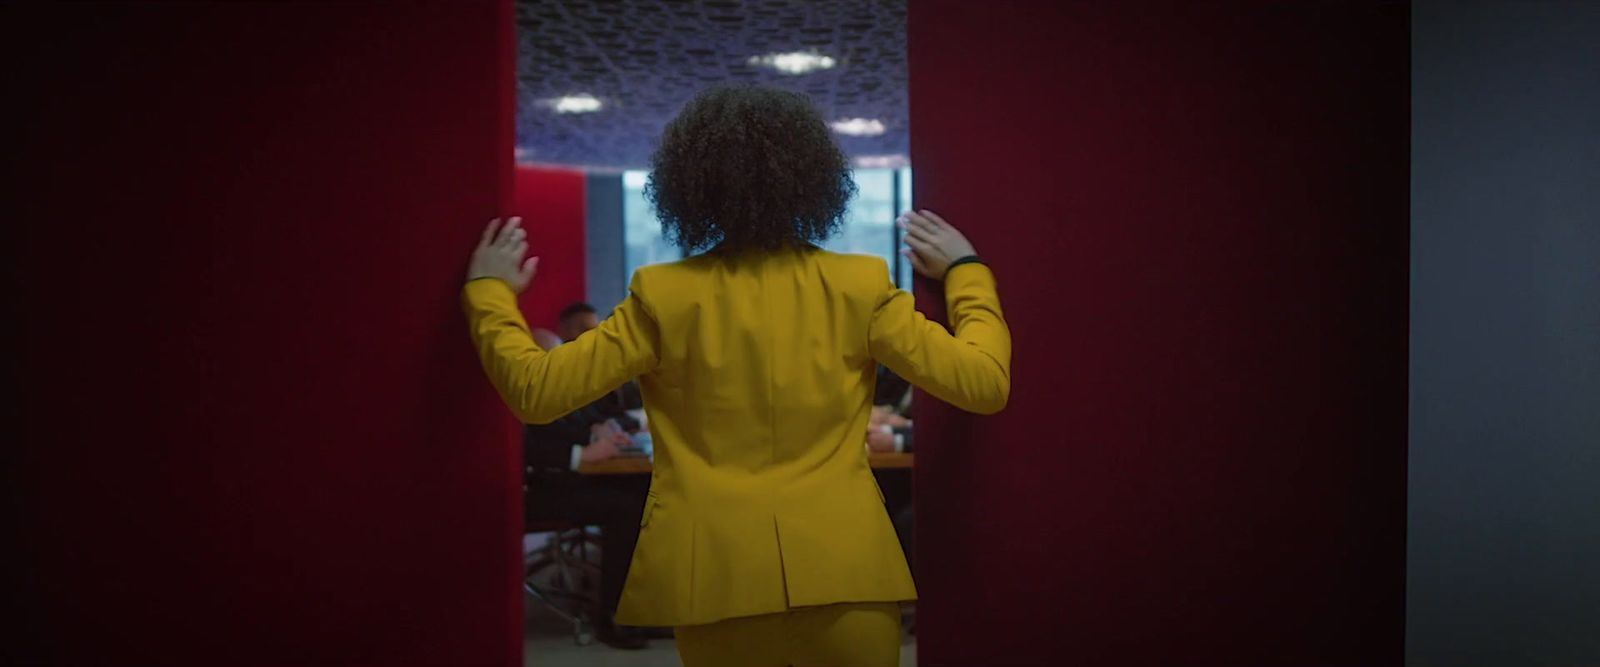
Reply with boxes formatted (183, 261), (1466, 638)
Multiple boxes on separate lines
(545, 94), (603, 114)
(747, 50), (837, 75)
(830, 118), (885, 137)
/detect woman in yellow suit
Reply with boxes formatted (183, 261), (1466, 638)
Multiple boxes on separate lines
(464, 87), (1010, 666)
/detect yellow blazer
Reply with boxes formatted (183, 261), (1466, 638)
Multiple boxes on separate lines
(464, 247), (1011, 627)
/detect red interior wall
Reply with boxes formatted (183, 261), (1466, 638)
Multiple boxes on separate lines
(513, 166), (588, 331)
(8, 3), (521, 665)
(907, 2), (1409, 665)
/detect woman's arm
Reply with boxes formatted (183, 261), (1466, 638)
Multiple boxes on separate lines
(464, 218), (661, 424)
(868, 210), (1011, 415)
(464, 279), (660, 425)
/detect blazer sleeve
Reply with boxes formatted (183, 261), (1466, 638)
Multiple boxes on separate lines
(463, 273), (661, 424)
(867, 262), (1011, 415)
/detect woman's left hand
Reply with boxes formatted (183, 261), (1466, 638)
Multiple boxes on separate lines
(467, 216), (539, 292)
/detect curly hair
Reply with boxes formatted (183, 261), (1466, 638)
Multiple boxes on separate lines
(646, 86), (857, 253)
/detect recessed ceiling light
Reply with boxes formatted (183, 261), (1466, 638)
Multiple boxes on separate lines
(830, 118), (885, 137)
(747, 50), (837, 75)
(543, 94), (603, 114)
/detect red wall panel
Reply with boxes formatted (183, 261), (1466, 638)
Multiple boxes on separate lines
(8, 3), (521, 665)
(907, 2), (1408, 665)
(513, 166), (588, 332)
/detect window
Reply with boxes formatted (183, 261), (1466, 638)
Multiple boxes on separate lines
(622, 171), (682, 280)
(896, 167), (914, 289)
(821, 168), (897, 270)
(623, 168), (914, 289)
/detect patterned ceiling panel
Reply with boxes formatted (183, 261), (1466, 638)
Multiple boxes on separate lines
(516, 0), (908, 170)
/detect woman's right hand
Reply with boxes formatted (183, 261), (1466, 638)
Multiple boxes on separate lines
(899, 209), (976, 280)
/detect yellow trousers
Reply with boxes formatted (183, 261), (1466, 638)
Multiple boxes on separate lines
(674, 602), (901, 667)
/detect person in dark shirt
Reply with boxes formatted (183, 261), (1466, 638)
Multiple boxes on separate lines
(523, 303), (651, 649)
(867, 366), (914, 454)
(865, 366), (917, 634)
(865, 367), (916, 580)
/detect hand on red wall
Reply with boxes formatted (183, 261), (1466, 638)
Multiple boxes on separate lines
(898, 209), (976, 278)
(468, 216), (540, 292)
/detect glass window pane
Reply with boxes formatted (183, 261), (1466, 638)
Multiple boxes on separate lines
(822, 168), (897, 274)
(622, 170), (681, 283)
(896, 167), (914, 289)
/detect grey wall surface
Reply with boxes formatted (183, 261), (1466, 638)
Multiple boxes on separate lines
(1410, 2), (1600, 665)
(585, 173), (626, 311)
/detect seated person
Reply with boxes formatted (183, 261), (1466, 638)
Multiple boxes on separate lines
(866, 366), (914, 453)
(865, 368), (916, 584)
(536, 302), (644, 432)
(532, 301), (643, 434)
(523, 302), (651, 649)
(529, 301), (597, 351)
(866, 405), (913, 453)
(524, 403), (650, 649)
(874, 363), (912, 414)
(556, 301), (599, 343)
(865, 401), (914, 574)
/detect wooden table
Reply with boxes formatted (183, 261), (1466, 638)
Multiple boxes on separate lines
(580, 451), (913, 475)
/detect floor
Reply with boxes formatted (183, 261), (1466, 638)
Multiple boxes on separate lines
(522, 605), (918, 667)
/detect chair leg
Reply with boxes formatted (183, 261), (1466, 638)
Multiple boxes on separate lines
(523, 580), (594, 646)
(524, 528), (601, 645)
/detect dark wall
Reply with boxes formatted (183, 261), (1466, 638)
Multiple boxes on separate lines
(585, 173), (628, 311)
(1409, 2), (1600, 665)
(6, 3), (521, 665)
(907, 2), (1410, 664)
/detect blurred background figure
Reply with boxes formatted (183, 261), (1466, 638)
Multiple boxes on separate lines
(523, 303), (652, 650)
(868, 365), (917, 635)
(556, 302), (600, 341)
